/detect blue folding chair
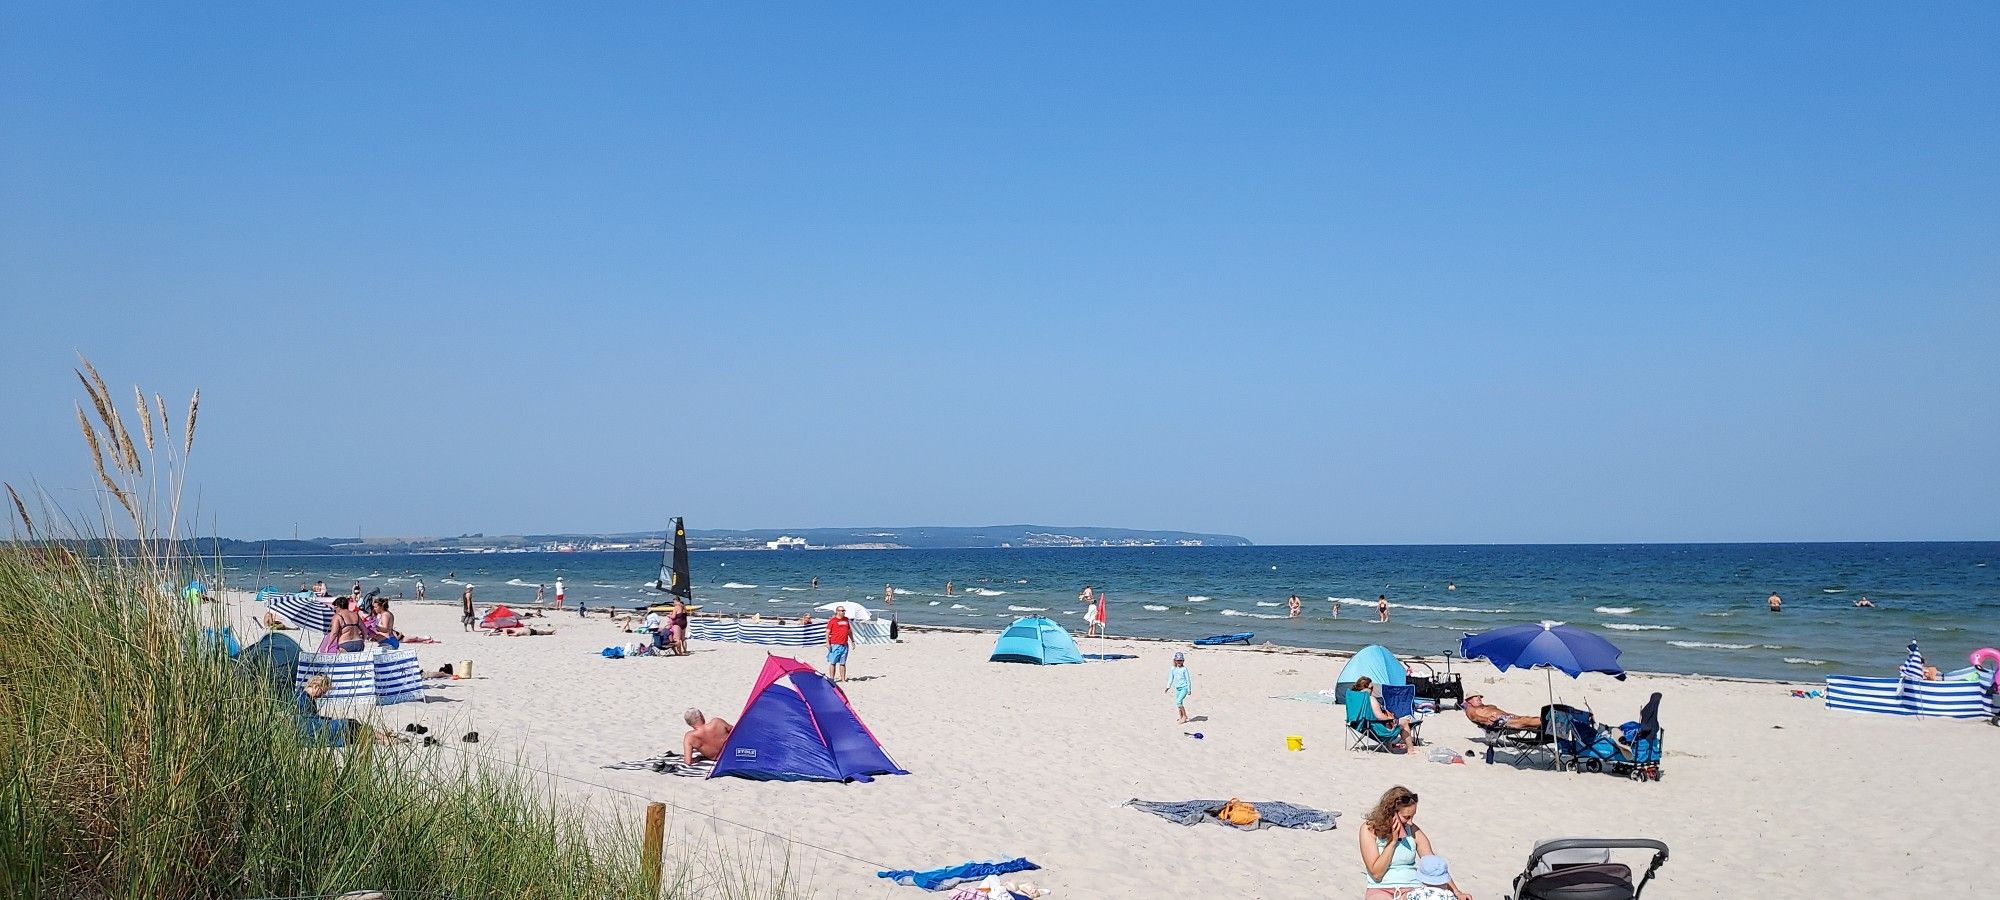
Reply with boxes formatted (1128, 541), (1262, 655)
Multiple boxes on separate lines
(1380, 684), (1424, 746)
(1345, 689), (1404, 752)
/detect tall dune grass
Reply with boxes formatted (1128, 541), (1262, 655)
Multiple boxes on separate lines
(0, 363), (797, 899)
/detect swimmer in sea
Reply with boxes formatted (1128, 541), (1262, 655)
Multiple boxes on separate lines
(1854, 596), (1874, 608)
(1768, 592), (1783, 613)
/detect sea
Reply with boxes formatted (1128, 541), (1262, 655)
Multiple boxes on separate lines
(221, 542), (1999, 682)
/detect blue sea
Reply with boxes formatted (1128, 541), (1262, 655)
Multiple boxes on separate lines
(223, 542), (2000, 681)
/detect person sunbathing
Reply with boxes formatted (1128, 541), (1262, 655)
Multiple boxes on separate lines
(1462, 694), (1542, 730)
(682, 708), (733, 763)
(495, 624), (555, 636)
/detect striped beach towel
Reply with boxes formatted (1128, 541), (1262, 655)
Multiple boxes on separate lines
(602, 751), (715, 777)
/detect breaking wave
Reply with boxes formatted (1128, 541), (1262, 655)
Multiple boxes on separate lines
(721, 582), (759, 589)
(1594, 606), (1636, 615)
(1602, 623), (1674, 631)
(1143, 604), (1170, 611)
(1667, 640), (1755, 650)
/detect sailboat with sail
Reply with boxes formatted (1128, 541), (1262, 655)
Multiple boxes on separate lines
(654, 517), (692, 599)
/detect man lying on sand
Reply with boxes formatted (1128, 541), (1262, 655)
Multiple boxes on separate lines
(494, 624), (555, 637)
(1462, 695), (1542, 730)
(682, 708), (733, 763)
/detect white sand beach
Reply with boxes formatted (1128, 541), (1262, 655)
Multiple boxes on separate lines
(231, 593), (1997, 899)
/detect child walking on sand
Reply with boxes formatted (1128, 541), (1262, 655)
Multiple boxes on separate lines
(1166, 652), (1192, 723)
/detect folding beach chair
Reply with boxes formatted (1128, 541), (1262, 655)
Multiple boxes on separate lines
(1380, 684), (1424, 746)
(1345, 689), (1404, 753)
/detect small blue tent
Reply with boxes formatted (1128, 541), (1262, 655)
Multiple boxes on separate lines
(238, 632), (304, 688)
(710, 656), (905, 783)
(1336, 644), (1407, 704)
(990, 617), (1083, 665)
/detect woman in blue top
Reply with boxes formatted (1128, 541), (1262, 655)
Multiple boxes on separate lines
(1358, 786), (1471, 900)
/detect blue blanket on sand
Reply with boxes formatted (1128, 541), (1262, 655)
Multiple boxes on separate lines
(878, 858), (1039, 890)
(1125, 798), (1339, 831)
(1082, 653), (1137, 661)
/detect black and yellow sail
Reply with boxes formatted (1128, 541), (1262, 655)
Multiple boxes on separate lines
(656, 517), (692, 599)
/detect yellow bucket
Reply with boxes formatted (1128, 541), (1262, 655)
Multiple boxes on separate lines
(1285, 735), (1304, 751)
(457, 659), (473, 679)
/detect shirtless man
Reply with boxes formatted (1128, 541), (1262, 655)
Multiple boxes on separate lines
(1767, 591), (1783, 613)
(1462, 695), (1542, 730)
(682, 708), (733, 763)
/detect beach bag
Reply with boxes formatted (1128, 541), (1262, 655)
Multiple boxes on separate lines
(601, 646), (625, 659)
(1217, 798), (1260, 827)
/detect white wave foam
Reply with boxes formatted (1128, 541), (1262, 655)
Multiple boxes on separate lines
(592, 583), (618, 588)
(1821, 588), (1845, 594)
(928, 600), (940, 606)
(1255, 601), (1281, 607)
(1329, 596), (1510, 614)
(969, 588), (1007, 596)
(767, 598), (785, 603)
(1187, 596), (1211, 603)
(780, 586), (809, 591)
(441, 579), (465, 586)
(505, 579), (540, 588)
(1143, 604), (1170, 611)
(1784, 657), (1829, 666)
(893, 588), (921, 595)
(721, 582), (759, 589)
(1221, 609), (1285, 619)
(1594, 606), (1636, 615)
(1701, 611), (1734, 617)
(950, 604), (973, 611)
(1602, 623), (1674, 631)
(1668, 640), (1755, 650)
(1007, 605), (1048, 612)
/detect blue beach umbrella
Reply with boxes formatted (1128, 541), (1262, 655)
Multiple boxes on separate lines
(1459, 621), (1627, 680)
(1460, 621), (1626, 768)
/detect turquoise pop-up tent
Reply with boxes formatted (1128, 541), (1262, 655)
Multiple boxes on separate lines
(990, 617), (1083, 665)
(1336, 644), (1408, 704)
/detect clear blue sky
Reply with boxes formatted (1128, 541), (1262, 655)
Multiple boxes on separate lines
(3, 4), (1995, 545)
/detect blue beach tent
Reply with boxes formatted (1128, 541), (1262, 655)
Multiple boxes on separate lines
(710, 656), (905, 783)
(990, 617), (1084, 665)
(1336, 644), (1408, 705)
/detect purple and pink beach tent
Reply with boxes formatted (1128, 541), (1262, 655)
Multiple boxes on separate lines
(709, 655), (906, 783)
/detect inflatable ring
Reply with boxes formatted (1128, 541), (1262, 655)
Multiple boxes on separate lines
(1971, 648), (2000, 670)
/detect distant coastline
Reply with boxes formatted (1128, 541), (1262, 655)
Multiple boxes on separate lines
(26, 524), (1253, 557)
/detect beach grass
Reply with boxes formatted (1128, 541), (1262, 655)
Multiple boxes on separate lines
(0, 363), (802, 899)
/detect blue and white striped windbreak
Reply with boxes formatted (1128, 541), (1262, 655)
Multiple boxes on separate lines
(1897, 641), (1926, 694)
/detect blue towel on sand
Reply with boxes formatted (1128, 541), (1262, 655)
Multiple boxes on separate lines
(1082, 653), (1137, 661)
(1125, 798), (1339, 831)
(878, 857), (1039, 890)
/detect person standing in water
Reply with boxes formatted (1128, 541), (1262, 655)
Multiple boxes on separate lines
(459, 584), (476, 632)
(1166, 652), (1192, 723)
(1288, 594), (1302, 618)
(945, 580), (954, 596)
(810, 576), (819, 589)
(1377, 595), (1390, 623)
(1767, 591), (1782, 613)
(554, 577), (565, 610)
(414, 577), (426, 602)
(1446, 581), (1456, 592)
(1331, 597), (1340, 619)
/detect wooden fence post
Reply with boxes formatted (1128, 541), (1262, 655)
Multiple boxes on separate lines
(643, 801), (666, 895)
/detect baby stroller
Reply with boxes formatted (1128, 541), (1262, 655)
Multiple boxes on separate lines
(1507, 838), (1669, 900)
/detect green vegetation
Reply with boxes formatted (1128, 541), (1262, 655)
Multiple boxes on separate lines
(0, 363), (798, 899)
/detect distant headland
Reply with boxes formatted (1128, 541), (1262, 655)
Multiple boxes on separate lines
(36, 525), (1253, 556)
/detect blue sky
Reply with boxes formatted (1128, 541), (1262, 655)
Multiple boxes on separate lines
(2, 3), (1995, 544)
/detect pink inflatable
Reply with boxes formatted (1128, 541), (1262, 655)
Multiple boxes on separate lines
(1971, 648), (2000, 670)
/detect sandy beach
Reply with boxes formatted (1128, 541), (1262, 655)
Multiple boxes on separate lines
(229, 592), (1997, 899)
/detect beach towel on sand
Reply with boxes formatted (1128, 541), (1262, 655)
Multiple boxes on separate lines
(602, 751), (715, 777)
(1125, 798), (1339, 831)
(877, 858), (1039, 890)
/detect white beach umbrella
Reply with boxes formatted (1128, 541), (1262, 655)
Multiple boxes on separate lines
(815, 601), (873, 621)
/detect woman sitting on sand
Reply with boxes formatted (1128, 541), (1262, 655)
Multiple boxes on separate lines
(1358, 786), (1471, 900)
(329, 597), (366, 653)
(363, 598), (401, 648)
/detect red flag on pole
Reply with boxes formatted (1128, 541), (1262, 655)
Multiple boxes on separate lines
(1094, 591), (1107, 626)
